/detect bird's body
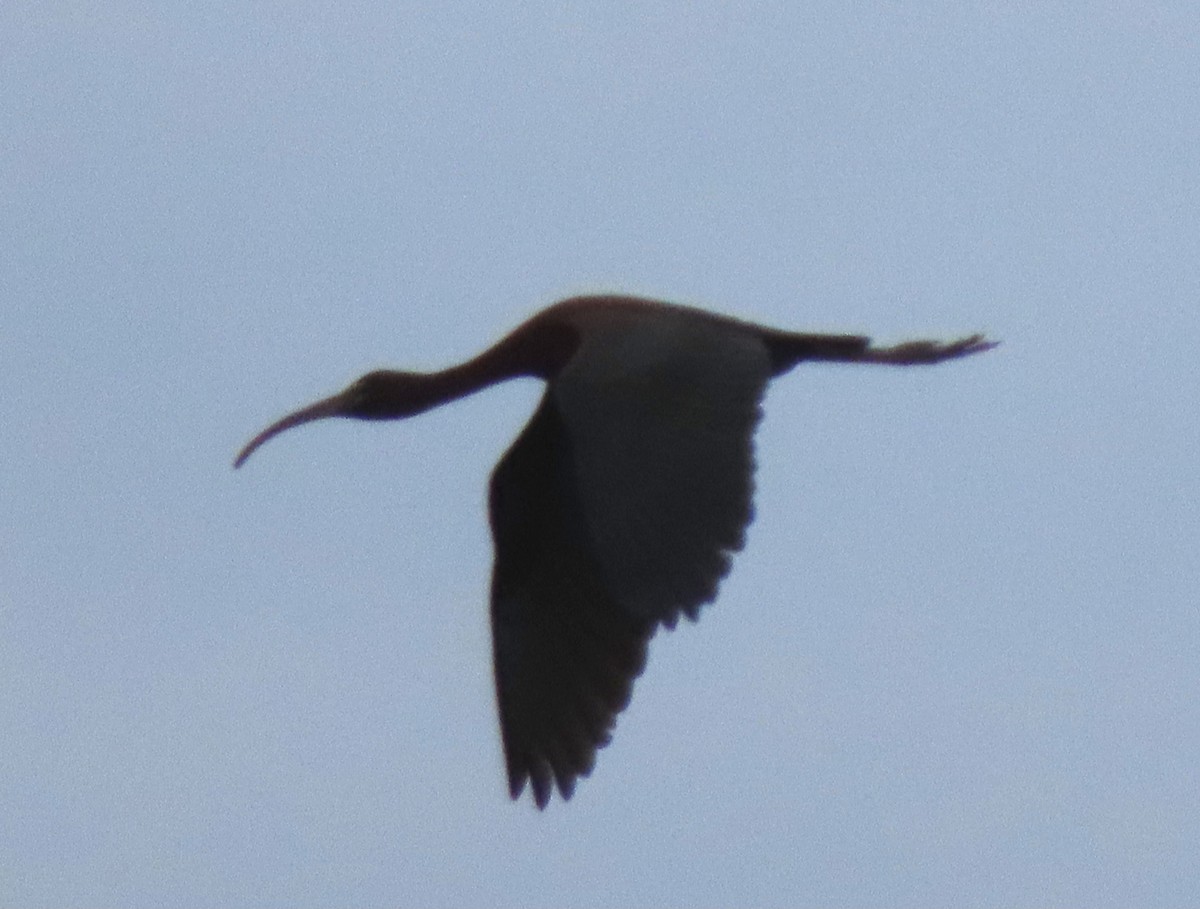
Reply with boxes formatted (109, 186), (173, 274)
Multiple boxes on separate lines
(236, 294), (995, 808)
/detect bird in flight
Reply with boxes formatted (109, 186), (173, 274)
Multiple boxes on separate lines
(235, 294), (996, 808)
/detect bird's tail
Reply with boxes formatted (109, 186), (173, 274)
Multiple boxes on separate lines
(763, 331), (871, 374)
(765, 330), (997, 374)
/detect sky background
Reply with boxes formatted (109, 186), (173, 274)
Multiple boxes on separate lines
(3, 3), (1198, 906)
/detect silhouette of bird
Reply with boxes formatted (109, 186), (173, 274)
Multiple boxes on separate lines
(235, 294), (995, 808)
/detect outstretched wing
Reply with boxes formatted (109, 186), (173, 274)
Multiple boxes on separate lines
(552, 313), (774, 626)
(488, 312), (775, 807)
(489, 395), (653, 809)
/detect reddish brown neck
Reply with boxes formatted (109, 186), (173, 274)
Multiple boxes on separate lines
(359, 315), (581, 419)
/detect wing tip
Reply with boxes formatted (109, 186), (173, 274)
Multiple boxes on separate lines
(508, 763), (581, 811)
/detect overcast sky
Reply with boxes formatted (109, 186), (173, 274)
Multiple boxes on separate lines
(3, 3), (1198, 906)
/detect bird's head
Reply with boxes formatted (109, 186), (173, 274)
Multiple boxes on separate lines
(233, 370), (428, 468)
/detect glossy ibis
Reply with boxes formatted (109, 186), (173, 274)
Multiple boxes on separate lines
(235, 294), (996, 808)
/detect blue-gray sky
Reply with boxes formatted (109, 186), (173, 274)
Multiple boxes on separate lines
(3, 3), (1198, 906)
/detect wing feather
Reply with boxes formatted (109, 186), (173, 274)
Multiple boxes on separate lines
(488, 310), (773, 806)
(489, 395), (651, 808)
(552, 312), (772, 626)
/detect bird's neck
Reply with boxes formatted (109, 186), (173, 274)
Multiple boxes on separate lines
(365, 317), (580, 419)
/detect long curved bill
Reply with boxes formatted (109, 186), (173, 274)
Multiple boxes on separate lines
(233, 390), (353, 469)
